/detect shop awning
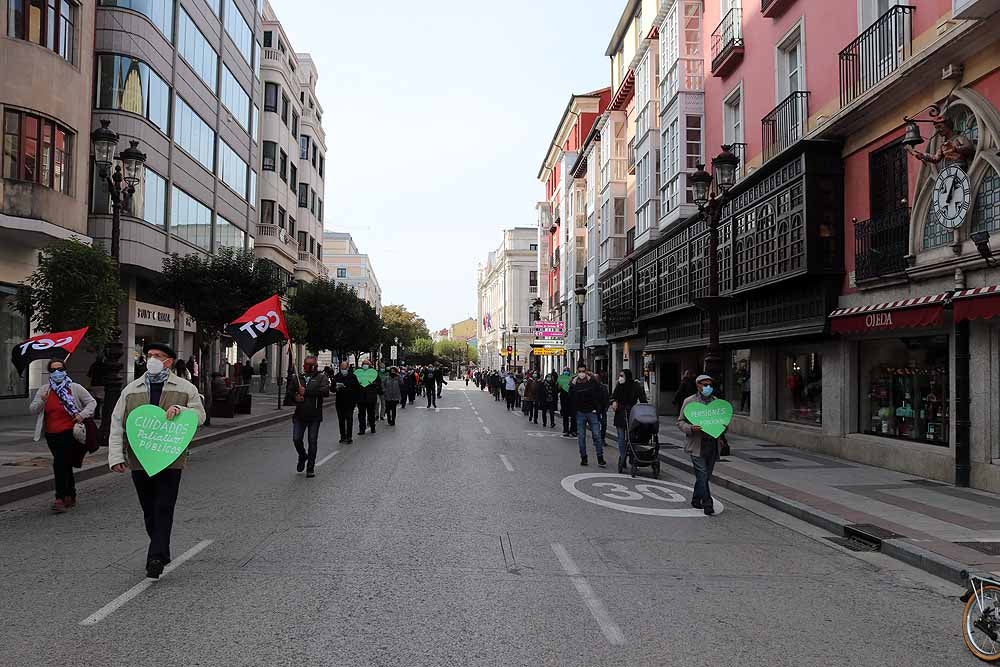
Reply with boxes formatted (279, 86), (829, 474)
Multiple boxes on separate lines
(829, 293), (949, 334)
(953, 285), (1000, 322)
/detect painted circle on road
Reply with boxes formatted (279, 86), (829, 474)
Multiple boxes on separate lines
(561, 473), (724, 517)
(525, 431), (567, 438)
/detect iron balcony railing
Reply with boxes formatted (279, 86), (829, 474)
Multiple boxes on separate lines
(854, 208), (911, 281)
(839, 5), (914, 107)
(762, 91), (809, 162)
(710, 7), (743, 74)
(730, 142), (747, 180)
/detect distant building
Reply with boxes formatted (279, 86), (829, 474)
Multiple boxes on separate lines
(476, 228), (538, 372)
(322, 231), (382, 314)
(449, 318), (476, 343)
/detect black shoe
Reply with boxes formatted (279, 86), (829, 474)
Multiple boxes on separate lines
(146, 559), (165, 579)
(296, 456), (306, 473)
(704, 505), (715, 516)
(306, 468), (315, 478)
(346, 439), (353, 444)
(597, 457), (607, 468)
(691, 499), (703, 509)
(359, 430), (365, 435)
(580, 457), (589, 466)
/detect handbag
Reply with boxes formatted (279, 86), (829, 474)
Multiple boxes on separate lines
(72, 418), (99, 450)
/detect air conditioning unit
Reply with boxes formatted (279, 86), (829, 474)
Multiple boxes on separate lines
(953, 0), (1000, 19)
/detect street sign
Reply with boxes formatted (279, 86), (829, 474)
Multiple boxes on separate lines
(532, 347), (566, 356)
(532, 338), (565, 348)
(534, 320), (566, 339)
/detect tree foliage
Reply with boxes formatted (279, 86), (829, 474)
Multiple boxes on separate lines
(14, 238), (125, 345)
(157, 248), (286, 339)
(289, 280), (382, 359)
(381, 305), (430, 348)
(407, 337), (435, 364)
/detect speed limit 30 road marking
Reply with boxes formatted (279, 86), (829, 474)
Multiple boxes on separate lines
(561, 473), (724, 517)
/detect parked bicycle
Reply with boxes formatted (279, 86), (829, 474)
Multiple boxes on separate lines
(961, 570), (1000, 661)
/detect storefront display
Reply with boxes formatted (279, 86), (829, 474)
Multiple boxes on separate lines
(1, 286), (29, 398)
(860, 336), (948, 446)
(778, 351), (822, 425)
(727, 349), (751, 414)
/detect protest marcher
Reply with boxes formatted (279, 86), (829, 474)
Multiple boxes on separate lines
(570, 364), (605, 467)
(678, 374), (723, 516)
(382, 367), (402, 426)
(422, 366), (438, 408)
(612, 369), (647, 474)
(30, 359), (96, 512)
(334, 361), (359, 444)
(285, 355), (331, 476)
(108, 342), (206, 579)
(357, 360), (382, 435)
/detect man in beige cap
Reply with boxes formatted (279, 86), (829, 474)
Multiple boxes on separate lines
(677, 374), (722, 515)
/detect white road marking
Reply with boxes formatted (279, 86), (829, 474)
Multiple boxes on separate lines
(315, 450), (340, 467)
(415, 406), (462, 410)
(477, 416), (484, 423)
(80, 539), (214, 626)
(550, 543), (624, 646)
(483, 426), (491, 435)
(498, 454), (515, 472)
(560, 473), (724, 517)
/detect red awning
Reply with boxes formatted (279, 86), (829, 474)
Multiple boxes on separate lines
(829, 293), (949, 334)
(954, 285), (1000, 322)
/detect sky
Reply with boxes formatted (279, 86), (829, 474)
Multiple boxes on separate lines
(276, 0), (625, 332)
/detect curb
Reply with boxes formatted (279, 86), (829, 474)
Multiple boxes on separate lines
(601, 432), (970, 585)
(0, 409), (293, 507)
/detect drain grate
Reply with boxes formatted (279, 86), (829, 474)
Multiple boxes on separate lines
(825, 536), (880, 552)
(955, 542), (1000, 556)
(748, 456), (788, 463)
(905, 479), (948, 487)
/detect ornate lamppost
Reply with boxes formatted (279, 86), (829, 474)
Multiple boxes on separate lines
(574, 287), (586, 367)
(689, 145), (740, 384)
(91, 120), (146, 444)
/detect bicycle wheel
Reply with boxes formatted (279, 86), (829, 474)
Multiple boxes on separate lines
(963, 583), (1000, 662)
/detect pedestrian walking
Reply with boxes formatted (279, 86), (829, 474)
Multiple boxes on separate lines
(383, 367), (402, 426)
(377, 365), (388, 421)
(570, 364), (605, 467)
(30, 358), (97, 513)
(173, 358), (191, 381)
(612, 369), (647, 473)
(504, 372), (517, 411)
(540, 372), (558, 427)
(108, 342), (206, 579)
(672, 369), (697, 413)
(241, 358), (254, 389)
(559, 368), (577, 437)
(333, 361), (359, 444)
(285, 355), (331, 477)
(188, 354), (200, 390)
(596, 372), (610, 444)
(423, 366), (438, 408)
(402, 367), (417, 408)
(357, 361), (382, 434)
(258, 357), (269, 392)
(522, 373), (537, 421)
(435, 364), (446, 398)
(678, 374), (723, 516)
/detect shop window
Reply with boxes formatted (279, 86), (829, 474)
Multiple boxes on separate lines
(0, 286), (29, 399)
(727, 349), (750, 414)
(778, 351), (822, 425)
(860, 336), (948, 446)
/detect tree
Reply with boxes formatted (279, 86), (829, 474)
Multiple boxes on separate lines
(158, 248), (287, 339)
(14, 237), (125, 345)
(409, 337), (435, 365)
(381, 304), (430, 360)
(289, 280), (382, 363)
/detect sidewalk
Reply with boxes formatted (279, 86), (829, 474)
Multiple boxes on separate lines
(0, 389), (294, 506)
(603, 419), (1000, 584)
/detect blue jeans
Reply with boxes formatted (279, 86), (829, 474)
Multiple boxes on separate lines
(576, 411), (603, 459)
(617, 427), (628, 469)
(691, 441), (719, 507)
(292, 417), (321, 467)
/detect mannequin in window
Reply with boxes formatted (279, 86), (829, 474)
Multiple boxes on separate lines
(910, 117), (974, 169)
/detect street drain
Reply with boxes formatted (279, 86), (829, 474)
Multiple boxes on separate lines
(955, 542), (1000, 556)
(825, 536), (880, 552)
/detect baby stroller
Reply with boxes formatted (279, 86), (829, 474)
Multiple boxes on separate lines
(620, 403), (661, 478)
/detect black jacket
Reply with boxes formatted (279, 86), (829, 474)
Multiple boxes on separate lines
(612, 380), (648, 428)
(569, 376), (603, 413)
(333, 371), (360, 409)
(422, 370), (437, 388)
(672, 377), (696, 408)
(285, 371), (331, 421)
(358, 376), (383, 405)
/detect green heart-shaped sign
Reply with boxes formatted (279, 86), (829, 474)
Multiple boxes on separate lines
(125, 404), (199, 476)
(683, 399), (734, 439)
(355, 368), (377, 387)
(558, 373), (571, 391)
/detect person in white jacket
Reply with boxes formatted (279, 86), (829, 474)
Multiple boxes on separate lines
(29, 358), (96, 513)
(108, 342), (205, 579)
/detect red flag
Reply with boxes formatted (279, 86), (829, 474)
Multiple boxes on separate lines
(224, 295), (289, 358)
(11, 327), (89, 375)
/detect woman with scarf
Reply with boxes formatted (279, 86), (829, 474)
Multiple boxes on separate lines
(30, 358), (97, 512)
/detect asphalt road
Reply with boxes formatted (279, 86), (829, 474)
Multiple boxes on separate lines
(0, 382), (978, 666)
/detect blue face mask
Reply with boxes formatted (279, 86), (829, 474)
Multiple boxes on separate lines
(701, 385), (714, 397)
(50, 370), (67, 383)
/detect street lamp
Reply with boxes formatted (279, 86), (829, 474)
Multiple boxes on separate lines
(574, 287), (586, 367)
(690, 145), (740, 384)
(92, 120), (146, 445)
(512, 324), (519, 373)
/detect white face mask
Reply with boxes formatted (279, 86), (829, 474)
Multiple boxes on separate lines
(146, 357), (165, 376)
(618, 376), (625, 384)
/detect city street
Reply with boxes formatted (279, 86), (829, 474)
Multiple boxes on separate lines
(0, 383), (977, 666)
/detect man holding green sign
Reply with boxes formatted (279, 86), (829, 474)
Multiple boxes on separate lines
(678, 374), (733, 516)
(109, 342), (206, 579)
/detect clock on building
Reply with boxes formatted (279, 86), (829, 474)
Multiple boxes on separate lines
(931, 164), (972, 230)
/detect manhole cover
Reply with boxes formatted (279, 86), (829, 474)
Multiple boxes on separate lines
(955, 542), (1000, 556)
(845, 524), (905, 541)
(748, 456), (787, 463)
(825, 536), (879, 552)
